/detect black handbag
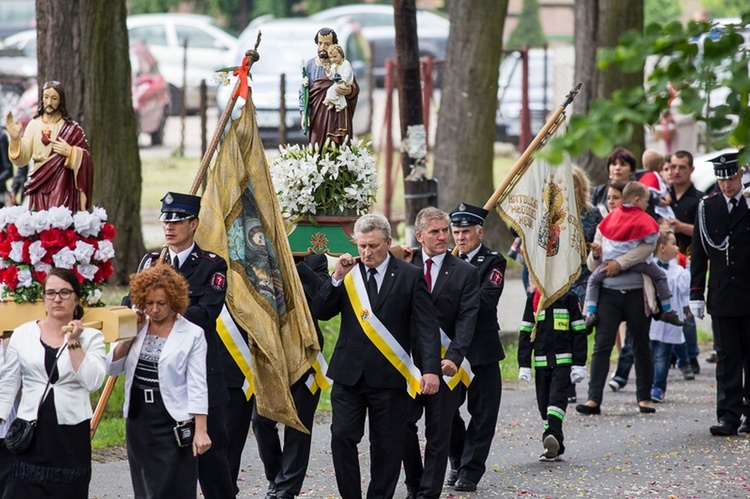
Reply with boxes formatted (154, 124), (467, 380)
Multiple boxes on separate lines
(4, 418), (37, 453)
(3, 343), (66, 454)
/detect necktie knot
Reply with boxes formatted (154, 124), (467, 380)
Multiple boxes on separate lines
(730, 198), (739, 213)
(459, 253), (468, 260)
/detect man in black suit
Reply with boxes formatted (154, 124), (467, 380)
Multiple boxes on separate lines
(252, 254), (329, 498)
(312, 214), (441, 499)
(402, 207), (479, 499)
(127, 192), (235, 498)
(667, 150), (705, 374)
(446, 203), (507, 492)
(691, 152), (750, 436)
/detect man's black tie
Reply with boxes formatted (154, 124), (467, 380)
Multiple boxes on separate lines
(729, 197), (738, 214)
(459, 253), (468, 260)
(367, 267), (378, 304)
(173, 255), (180, 269)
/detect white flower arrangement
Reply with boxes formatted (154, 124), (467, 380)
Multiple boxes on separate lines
(271, 140), (378, 220)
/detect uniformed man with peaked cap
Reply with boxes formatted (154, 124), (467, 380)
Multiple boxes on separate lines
(446, 203), (507, 492)
(125, 192), (236, 497)
(691, 152), (750, 437)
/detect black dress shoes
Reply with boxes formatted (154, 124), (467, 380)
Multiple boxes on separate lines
(739, 418), (750, 434)
(454, 477), (478, 492)
(710, 420), (738, 436)
(638, 403), (656, 414)
(575, 403), (601, 415)
(690, 357), (701, 375)
(446, 469), (458, 486)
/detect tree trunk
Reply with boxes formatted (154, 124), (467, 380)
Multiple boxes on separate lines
(573, 0), (600, 180)
(36, 0), (145, 284)
(574, 0), (644, 186)
(393, 0), (427, 241)
(433, 0), (509, 251)
(600, 0), (644, 167)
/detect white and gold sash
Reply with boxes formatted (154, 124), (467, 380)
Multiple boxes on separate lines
(306, 351), (332, 394)
(344, 268), (423, 397)
(439, 329), (474, 390)
(216, 305), (254, 400)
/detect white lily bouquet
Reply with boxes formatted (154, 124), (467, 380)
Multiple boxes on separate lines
(271, 139), (378, 221)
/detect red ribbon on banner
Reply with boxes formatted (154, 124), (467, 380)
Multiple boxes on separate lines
(232, 55), (250, 100)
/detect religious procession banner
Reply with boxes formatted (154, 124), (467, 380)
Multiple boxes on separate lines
(496, 156), (585, 314)
(196, 97), (319, 433)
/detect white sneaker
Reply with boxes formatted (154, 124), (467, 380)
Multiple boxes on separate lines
(608, 378), (624, 392)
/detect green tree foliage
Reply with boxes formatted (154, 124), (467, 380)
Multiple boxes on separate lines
(645, 0), (681, 26)
(129, 0), (180, 14)
(542, 13), (750, 165)
(702, 0), (747, 18)
(506, 0), (547, 49)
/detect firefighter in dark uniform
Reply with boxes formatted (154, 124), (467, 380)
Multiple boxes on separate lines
(447, 203), (507, 492)
(251, 254), (329, 499)
(517, 289), (588, 461)
(125, 192), (235, 497)
(690, 153), (750, 436)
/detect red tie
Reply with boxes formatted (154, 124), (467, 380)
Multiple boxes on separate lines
(425, 258), (433, 292)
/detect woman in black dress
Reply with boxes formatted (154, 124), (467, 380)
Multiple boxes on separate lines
(0, 268), (106, 498)
(107, 264), (211, 498)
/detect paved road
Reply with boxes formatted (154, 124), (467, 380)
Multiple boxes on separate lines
(89, 276), (743, 498)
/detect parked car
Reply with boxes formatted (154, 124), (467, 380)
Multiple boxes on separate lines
(495, 48), (554, 144)
(219, 17), (372, 147)
(6, 39), (171, 145)
(310, 3), (449, 87)
(127, 13), (238, 114)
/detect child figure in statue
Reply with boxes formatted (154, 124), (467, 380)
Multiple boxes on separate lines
(323, 44), (353, 112)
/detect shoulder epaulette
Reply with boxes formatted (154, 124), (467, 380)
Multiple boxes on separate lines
(702, 191), (719, 200)
(198, 251), (220, 262)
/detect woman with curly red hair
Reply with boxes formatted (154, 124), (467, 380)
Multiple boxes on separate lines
(107, 263), (211, 498)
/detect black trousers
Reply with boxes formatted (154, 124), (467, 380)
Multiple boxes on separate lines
(330, 377), (411, 499)
(252, 375), (320, 498)
(449, 363), (502, 484)
(714, 315), (750, 427)
(225, 388), (254, 494)
(198, 403), (235, 499)
(535, 367), (570, 454)
(403, 379), (463, 499)
(587, 288), (653, 405)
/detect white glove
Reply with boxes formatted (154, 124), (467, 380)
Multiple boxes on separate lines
(518, 367), (532, 384)
(689, 300), (705, 320)
(570, 365), (587, 384)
